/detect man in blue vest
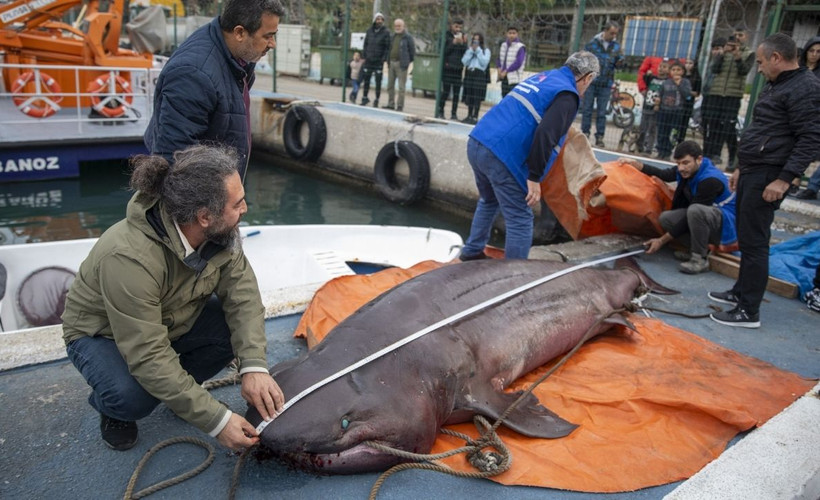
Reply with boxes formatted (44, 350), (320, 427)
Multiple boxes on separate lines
(619, 141), (737, 274)
(459, 52), (600, 260)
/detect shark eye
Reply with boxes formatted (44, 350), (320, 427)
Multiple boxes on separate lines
(341, 418), (350, 430)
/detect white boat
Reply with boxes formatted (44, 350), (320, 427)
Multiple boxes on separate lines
(0, 224), (463, 370)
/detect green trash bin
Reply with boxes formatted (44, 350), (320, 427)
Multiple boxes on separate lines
(318, 46), (344, 85)
(412, 52), (440, 97)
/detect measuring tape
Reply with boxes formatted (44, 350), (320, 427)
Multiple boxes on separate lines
(256, 248), (646, 434)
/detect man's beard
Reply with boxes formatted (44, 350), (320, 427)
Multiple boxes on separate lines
(205, 222), (242, 251)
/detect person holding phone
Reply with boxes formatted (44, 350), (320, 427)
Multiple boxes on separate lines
(438, 20), (467, 120)
(460, 33), (491, 124)
(701, 28), (755, 169)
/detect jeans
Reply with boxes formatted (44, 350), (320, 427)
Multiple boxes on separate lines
(439, 68), (462, 116)
(702, 95), (741, 165)
(656, 109), (684, 158)
(581, 82), (611, 138)
(806, 165), (820, 192)
(659, 205), (722, 256)
(360, 66), (382, 101)
(66, 296), (235, 421)
(731, 169), (783, 315)
(462, 138), (533, 259)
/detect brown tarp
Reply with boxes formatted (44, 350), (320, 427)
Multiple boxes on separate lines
(294, 262), (814, 492)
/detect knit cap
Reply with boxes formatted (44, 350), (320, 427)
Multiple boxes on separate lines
(373, 12), (384, 22)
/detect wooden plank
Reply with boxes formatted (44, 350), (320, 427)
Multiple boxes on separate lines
(708, 254), (799, 299)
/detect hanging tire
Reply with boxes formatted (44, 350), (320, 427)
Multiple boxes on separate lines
(373, 141), (430, 205)
(282, 105), (327, 161)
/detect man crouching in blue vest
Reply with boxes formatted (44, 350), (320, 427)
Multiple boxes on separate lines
(619, 140), (737, 274)
(459, 51), (599, 260)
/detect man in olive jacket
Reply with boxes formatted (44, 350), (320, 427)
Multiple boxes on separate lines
(62, 145), (284, 451)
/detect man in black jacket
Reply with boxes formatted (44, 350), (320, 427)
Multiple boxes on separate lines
(359, 12), (391, 108)
(144, 0), (285, 182)
(437, 19), (466, 119)
(709, 34), (820, 328)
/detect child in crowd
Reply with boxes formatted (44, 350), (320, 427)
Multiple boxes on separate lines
(638, 59), (669, 155)
(656, 60), (692, 160)
(348, 51), (364, 104)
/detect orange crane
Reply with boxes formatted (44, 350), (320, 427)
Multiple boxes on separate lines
(1, 0), (153, 117)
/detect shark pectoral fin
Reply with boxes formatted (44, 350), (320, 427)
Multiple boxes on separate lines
(604, 314), (636, 332)
(460, 387), (578, 439)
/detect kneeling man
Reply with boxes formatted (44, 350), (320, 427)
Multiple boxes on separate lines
(62, 145), (284, 451)
(620, 140), (737, 273)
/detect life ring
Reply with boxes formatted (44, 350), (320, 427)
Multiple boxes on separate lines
(11, 71), (63, 118)
(373, 141), (430, 205)
(282, 105), (327, 161)
(87, 73), (133, 118)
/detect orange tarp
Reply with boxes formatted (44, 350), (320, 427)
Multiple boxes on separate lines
(294, 262), (814, 492)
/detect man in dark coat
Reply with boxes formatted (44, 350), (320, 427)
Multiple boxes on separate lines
(709, 33), (820, 328)
(144, 0), (285, 182)
(359, 12), (391, 108)
(437, 19), (466, 119)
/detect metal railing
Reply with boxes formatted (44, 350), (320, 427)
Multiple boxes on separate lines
(0, 61), (162, 133)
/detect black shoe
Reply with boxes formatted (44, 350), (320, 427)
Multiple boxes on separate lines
(382, 104), (395, 110)
(100, 413), (138, 451)
(595, 137), (605, 147)
(396, 106), (403, 112)
(459, 251), (489, 261)
(359, 97), (369, 106)
(787, 184), (800, 196)
(372, 99), (379, 108)
(450, 113), (458, 121)
(710, 306), (760, 328)
(708, 290), (739, 306)
(794, 188), (818, 200)
(434, 111), (444, 119)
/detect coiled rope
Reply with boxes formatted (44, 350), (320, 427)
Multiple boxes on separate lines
(123, 436), (215, 499)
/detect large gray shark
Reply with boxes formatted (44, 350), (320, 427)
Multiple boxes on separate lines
(247, 258), (674, 473)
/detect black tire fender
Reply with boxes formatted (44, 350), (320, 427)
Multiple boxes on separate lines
(282, 105), (327, 161)
(373, 141), (431, 205)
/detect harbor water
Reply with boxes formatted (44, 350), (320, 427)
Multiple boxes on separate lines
(0, 153), (475, 246)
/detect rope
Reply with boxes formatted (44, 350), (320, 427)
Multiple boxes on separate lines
(366, 306), (629, 498)
(392, 122), (420, 158)
(123, 436), (215, 499)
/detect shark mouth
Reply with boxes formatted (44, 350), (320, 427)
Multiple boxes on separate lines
(261, 441), (405, 474)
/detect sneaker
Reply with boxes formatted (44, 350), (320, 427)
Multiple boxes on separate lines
(673, 250), (692, 261)
(708, 290), (739, 306)
(372, 99), (379, 108)
(794, 188), (818, 200)
(804, 287), (820, 313)
(381, 104), (395, 110)
(787, 184), (800, 196)
(595, 137), (605, 147)
(100, 413), (138, 451)
(359, 97), (369, 106)
(679, 254), (710, 274)
(710, 306), (760, 328)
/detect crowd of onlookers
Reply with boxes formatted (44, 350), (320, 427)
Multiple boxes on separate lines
(345, 15), (820, 201)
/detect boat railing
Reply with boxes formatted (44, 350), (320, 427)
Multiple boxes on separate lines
(0, 61), (162, 133)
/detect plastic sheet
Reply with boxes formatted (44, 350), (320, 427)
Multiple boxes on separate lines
(294, 262), (815, 492)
